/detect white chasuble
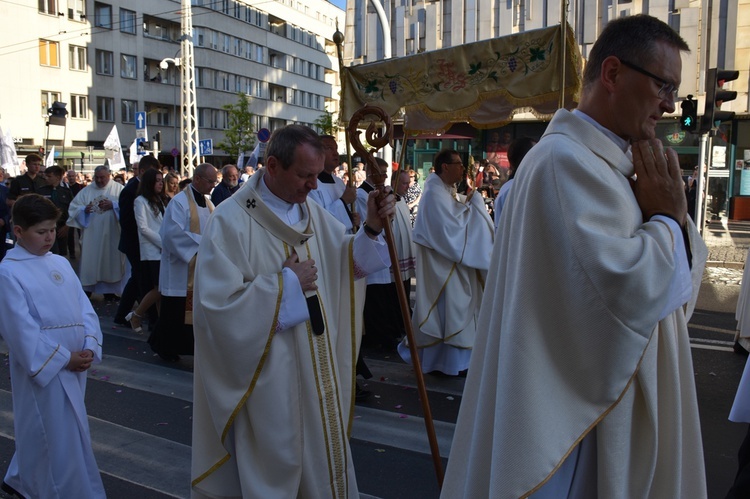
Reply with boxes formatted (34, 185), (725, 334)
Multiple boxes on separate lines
(735, 248), (750, 352)
(441, 110), (708, 499)
(66, 180), (125, 291)
(191, 171), (375, 499)
(399, 172), (494, 374)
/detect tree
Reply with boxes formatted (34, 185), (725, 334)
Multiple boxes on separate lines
(217, 93), (255, 161)
(314, 111), (336, 136)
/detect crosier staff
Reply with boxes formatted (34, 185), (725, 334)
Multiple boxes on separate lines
(347, 105), (444, 488)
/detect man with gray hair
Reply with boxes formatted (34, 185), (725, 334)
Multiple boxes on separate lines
(149, 163), (217, 362)
(442, 14), (708, 498)
(210, 164), (240, 206)
(67, 165), (126, 299)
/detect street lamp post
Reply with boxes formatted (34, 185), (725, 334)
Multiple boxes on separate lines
(160, 51), (181, 172)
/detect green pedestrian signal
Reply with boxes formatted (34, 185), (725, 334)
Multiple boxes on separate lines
(680, 95), (697, 132)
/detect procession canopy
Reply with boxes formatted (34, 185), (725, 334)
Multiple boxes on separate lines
(341, 24), (582, 134)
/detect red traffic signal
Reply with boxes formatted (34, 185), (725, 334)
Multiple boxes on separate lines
(701, 68), (739, 133)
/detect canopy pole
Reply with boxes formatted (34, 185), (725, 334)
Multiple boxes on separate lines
(558, 1), (569, 109)
(391, 134), (410, 191)
(333, 24), (357, 215)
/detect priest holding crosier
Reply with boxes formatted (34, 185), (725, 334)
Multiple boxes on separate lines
(190, 125), (395, 499)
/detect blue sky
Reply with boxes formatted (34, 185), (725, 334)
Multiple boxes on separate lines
(330, 0), (346, 11)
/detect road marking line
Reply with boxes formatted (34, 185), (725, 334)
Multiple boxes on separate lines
(690, 338), (735, 346)
(689, 344), (734, 352)
(689, 324), (736, 335)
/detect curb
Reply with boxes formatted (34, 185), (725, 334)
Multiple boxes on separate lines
(706, 261), (744, 270)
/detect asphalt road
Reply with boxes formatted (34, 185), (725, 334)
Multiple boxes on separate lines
(0, 300), (748, 499)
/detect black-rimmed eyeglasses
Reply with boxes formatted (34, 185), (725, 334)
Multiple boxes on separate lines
(619, 59), (679, 100)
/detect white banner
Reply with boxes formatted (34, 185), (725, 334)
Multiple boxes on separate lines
(103, 125), (125, 169)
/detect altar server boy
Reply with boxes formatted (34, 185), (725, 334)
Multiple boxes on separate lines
(0, 194), (105, 498)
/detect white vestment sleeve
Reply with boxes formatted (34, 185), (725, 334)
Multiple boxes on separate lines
(0, 272), (71, 387)
(161, 198), (200, 263)
(75, 209), (91, 228)
(277, 267), (310, 330)
(353, 228), (390, 277)
(650, 215), (692, 321)
(77, 275), (104, 362)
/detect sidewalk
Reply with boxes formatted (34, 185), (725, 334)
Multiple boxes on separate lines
(697, 217), (750, 313)
(704, 218), (750, 268)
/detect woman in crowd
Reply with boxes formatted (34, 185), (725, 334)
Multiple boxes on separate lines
(404, 168), (422, 227)
(164, 172), (180, 200)
(126, 169), (168, 333)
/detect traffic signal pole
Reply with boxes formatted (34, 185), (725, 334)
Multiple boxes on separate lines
(695, 132), (709, 232)
(695, 67), (738, 235)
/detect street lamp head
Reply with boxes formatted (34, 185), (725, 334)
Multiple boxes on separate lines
(159, 60), (169, 70)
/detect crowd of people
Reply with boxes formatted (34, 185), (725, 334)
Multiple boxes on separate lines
(4, 13), (750, 499)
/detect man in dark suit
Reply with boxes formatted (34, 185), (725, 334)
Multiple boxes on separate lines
(38, 166), (74, 255)
(114, 155), (160, 324)
(65, 169), (83, 258)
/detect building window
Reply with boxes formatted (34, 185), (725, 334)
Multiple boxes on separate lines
(121, 99), (138, 123)
(197, 68), (215, 89)
(121, 54), (136, 79)
(39, 39), (60, 67)
(199, 109), (229, 129)
(94, 2), (112, 28)
(69, 45), (87, 71)
(67, 0), (86, 20)
(41, 90), (62, 117)
(39, 0), (57, 15)
(97, 97), (114, 122)
(146, 104), (170, 126)
(218, 71), (229, 91)
(120, 8), (136, 34)
(156, 107), (170, 126)
(95, 49), (113, 75)
(70, 94), (88, 119)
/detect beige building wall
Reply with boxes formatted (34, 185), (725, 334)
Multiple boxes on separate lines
(0, 0), (344, 166)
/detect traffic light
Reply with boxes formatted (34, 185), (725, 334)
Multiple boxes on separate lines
(47, 101), (68, 126)
(701, 68), (739, 133)
(153, 131), (161, 151)
(680, 95), (697, 132)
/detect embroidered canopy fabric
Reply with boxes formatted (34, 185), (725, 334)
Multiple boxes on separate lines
(341, 24), (582, 133)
